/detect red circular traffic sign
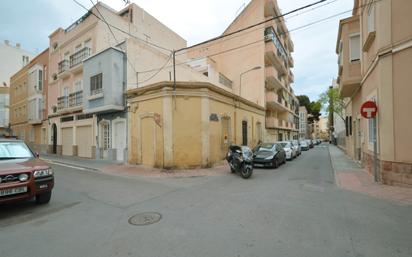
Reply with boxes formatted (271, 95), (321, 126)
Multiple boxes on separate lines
(361, 101), (378, 119)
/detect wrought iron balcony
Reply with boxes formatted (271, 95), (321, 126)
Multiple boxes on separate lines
(58, 90), (83, 111)
(70, 47), (91, 68)
(57, 96), (68, 110)
(58, 60), (69, 74)
(69, 90), (83, 107)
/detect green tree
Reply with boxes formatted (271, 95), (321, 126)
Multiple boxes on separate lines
(297, 95), (321, 123)
(319, 87), (345, 122)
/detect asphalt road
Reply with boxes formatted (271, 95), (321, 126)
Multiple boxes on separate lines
(1, 144), (411, 257)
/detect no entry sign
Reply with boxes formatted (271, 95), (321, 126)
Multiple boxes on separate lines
(361, 101), (378, 119)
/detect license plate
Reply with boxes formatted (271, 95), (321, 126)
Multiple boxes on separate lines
(254, 164), (264, 167)
(0, 186), (28, 197)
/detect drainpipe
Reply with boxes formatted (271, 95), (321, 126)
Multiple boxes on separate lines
(123, 48), (128, 164)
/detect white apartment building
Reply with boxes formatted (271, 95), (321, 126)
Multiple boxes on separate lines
(0, 40), (34, 87)
(299, 106), (308, 139)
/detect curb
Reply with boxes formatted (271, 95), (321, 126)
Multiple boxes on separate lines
(41, 158), (101, 172)
(327, 145), (340, 187)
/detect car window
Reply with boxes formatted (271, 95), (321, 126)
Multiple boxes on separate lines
(257, 143), (274, 151)
(0, 142), (34, 159)
(280, 142), (290, 148)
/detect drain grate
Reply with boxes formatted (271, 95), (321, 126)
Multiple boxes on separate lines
(128, 212), (162, 226)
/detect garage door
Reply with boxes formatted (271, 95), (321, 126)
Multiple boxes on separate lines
(61, 127), (73, 156)
(76, 125), (93, 158)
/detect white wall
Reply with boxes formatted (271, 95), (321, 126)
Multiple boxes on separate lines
(0, 41), (34, 86)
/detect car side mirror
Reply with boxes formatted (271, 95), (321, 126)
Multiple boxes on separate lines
(35, 152), (40, 158)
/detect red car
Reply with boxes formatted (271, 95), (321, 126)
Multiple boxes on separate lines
(0, 139), (54, 205)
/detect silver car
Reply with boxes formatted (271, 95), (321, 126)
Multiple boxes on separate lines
(279, 141), (296, 160)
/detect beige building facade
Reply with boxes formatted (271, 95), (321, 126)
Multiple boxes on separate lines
(336, 0), (412, 186)
(46, 2), (187, 159)
(9, 49), (49, 152)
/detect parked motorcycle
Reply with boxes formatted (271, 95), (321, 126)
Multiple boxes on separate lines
(226, 145), (254, 179)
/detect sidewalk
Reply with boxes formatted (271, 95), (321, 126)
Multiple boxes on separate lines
(329, 145), (412, 205)
(41, 153), (228, 178)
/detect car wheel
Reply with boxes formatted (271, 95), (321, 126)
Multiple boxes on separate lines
(272, 158), (278, 169)
(35, 191), (52, 204)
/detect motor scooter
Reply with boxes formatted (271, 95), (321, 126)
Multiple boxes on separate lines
(226, 145), (253, 179)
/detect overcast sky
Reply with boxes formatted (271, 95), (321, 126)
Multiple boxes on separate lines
(0, 0), (352, 101)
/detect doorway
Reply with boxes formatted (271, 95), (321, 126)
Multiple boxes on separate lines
(242, 121), (248, 146)
(52, 123), (57, 154)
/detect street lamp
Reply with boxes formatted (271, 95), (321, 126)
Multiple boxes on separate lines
(239, 66), (261, 97)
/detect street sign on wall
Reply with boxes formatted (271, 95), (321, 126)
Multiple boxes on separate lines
(360, 101), (378, 119)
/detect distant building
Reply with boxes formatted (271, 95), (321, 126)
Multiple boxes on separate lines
(0, 40), (34, 87)
(318, 116), (329, 140)
(9, 49), (49, 152)
(0, 86), (10, 136)
(0, 40), (34, 136)
(299, 106), (308, 139)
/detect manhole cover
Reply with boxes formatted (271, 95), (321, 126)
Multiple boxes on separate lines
(128, 212), (162, 226)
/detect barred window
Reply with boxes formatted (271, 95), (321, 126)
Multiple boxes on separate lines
(100, 121), (111, 150)
(90, 73), (103, 95)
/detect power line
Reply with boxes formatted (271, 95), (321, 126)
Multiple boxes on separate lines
(137, 0), (382, 79)
(72, 0), (172, 53)
(176, 0), (328, 53)
(137, 53), (173, 84)
(88, 0), (140, 77)
(175, 0), (341, 57)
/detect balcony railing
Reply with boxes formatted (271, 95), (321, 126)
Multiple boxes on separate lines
(58, 60), (69, 74)
(57, 96), (68, 110)
(69, 90), (83, 107)
(58, 90), (83, 111)
(70, 47), (91, 68)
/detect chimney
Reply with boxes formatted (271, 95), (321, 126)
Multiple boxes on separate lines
(4, 40), (9, 46)
(16, 43), (21, 48)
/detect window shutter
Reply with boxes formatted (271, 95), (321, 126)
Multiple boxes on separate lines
(345, 116), (349, 137)
(350, 35), (361, 61)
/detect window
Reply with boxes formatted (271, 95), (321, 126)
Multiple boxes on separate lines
(90, 73), (103, 95)
(84, 39), (92, 49)
(367, 3), (375, 33)
(74, 80), (82, 92)
(38, 69), (43, 91)
(75, 44), (82, 53)
(349, 34), (360, 62)
(100, 122), (111, 150)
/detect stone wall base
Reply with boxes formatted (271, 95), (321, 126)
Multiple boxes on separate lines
(363, 152), (412, 187)
(72, 145), (78, 157)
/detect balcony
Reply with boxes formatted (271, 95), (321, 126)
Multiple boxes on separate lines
(266, 116), (295, 131)
(265, 66), (285, 90)
(288, 55), (294, 68)
(69, 90), (83, 108)
(339, 61), (361, 98)
(266, 91), (289, 112)
(289, 70), (294, 83)
(70, 47), (91, 69)
(58, 60), (69, 74)
(265, 28), (288, 76)
(58, 59), (70, 79)
(57, 90), (83, 113)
